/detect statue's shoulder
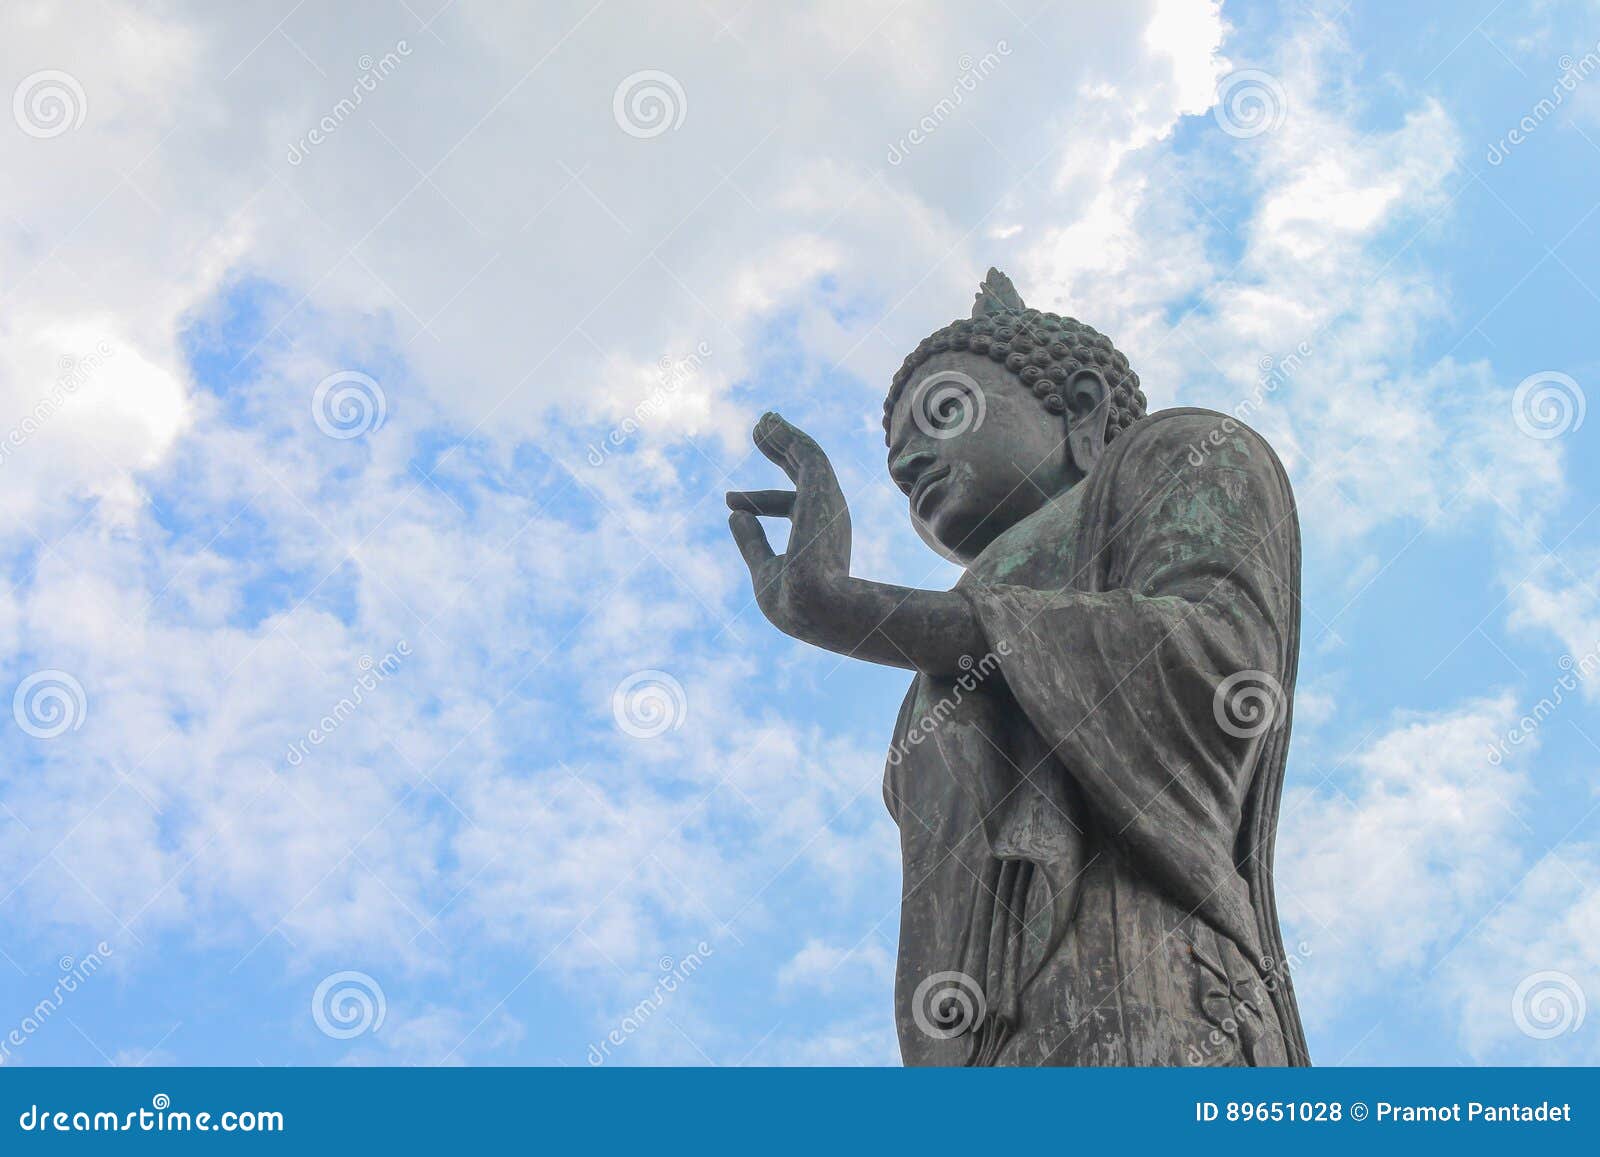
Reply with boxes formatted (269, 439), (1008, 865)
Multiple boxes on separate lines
(962, 410), (1292, 585)
(1111, 407), (1291, 486)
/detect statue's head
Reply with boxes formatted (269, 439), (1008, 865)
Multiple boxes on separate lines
(883, 269), (1148, 564)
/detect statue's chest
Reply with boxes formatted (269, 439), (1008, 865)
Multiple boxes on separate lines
(961, 486), (1089, 594)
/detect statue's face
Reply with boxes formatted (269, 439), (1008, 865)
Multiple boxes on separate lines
(887, 351), (1077, 564)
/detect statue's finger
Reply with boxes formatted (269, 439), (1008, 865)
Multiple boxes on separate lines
(753, 412), (824, 481)
(752, 412), (796, 479)
(726, 490), (796, 517)
(727, 512), (776, 572)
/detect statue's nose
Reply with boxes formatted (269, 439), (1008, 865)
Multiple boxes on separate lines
(890, 449), (938, 492)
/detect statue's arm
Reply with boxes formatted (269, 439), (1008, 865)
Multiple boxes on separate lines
(725, 413), (985, 676)
(777, 577), (986, 675)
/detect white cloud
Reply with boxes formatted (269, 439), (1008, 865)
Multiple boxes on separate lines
(2, 0), (1227, 955)
(1279, 695), (1528, 1015)
(777, 936), (893, 995)
(1440, 844), (1600, 1063)
(0, 0), (1588, 1067)
(749, 1015), (901, 1066)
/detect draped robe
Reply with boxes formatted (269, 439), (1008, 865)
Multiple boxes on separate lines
(883, 408), (1310, 1066)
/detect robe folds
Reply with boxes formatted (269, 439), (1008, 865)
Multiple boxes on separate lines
(883, 408), (1310, 1067)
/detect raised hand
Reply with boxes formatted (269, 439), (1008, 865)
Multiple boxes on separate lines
(726, 412), (984, 674)
(726, 413), (852, 642)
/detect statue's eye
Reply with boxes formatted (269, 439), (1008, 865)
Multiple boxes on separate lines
(911, 371), (987, 440)
(923, 392), (963, 428)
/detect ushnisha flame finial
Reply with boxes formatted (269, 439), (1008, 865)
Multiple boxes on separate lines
(971, 267), (1025, 318)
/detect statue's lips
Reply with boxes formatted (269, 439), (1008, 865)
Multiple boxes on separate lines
(911, 465), (952, 518)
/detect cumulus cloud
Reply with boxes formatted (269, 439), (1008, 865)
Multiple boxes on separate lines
(0, 0), (1587, 1066)
(1440, 845), (1600, 1062)
(1279, 695), (1527, 1009)
(777, 936), (893, 995)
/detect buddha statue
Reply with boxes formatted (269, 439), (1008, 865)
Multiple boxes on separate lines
(727, 270), (1309, 1066)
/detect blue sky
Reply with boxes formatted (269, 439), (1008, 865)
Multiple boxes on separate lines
(0, 0), (1597, 1067)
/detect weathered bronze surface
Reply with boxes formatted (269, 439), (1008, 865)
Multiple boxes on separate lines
(727, 271), (1309, 1066)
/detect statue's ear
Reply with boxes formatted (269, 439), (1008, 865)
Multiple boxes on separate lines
(1065, 368), (1111, 475)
